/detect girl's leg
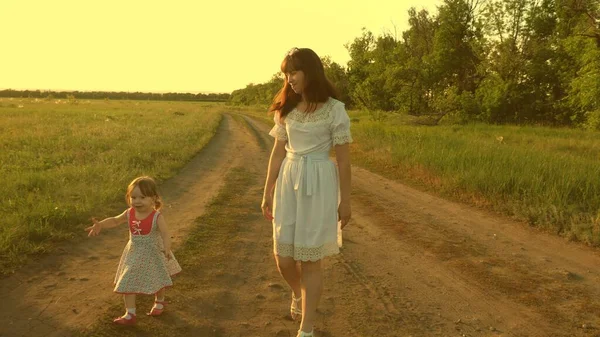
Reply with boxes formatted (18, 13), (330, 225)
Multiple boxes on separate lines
(299, 260), (323, 333)
(155, 288), (166, 302)
(123, 294), (136, 317)
(274, 254), (302, 297)
(113, 294), (137, 324)
(152, 288), (166, 310)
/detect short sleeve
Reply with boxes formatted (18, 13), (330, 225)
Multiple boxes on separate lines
(330, 102), (353, 145)
(268, 114), (288, 141)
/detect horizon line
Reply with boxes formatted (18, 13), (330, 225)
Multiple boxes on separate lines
(0, 87), (232, 95)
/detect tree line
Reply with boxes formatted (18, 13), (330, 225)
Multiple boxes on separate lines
(0, 89), (230, 102)
(230, 0), (600, 129)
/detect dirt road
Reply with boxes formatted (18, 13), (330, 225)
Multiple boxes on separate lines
(2, 113), (600, 337)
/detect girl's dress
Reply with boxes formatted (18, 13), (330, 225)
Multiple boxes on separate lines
(269, 97), (353, 261)
(114, 208), (182, 294)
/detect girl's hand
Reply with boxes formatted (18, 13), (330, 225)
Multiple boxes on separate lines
(261, 193), (274, 221)
(338, 202), (351, 229)
(85, 218), (102, 237)
(163, 250), (172, 260)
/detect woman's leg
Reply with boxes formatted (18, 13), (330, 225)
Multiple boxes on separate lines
(274, 254), (302, 297)
(299, 260), (323, 332)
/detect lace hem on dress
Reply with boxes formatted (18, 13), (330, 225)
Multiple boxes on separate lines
(275, 241), (339, 261)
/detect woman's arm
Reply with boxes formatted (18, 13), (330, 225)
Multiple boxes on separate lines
(335, 143), (351, 228)
(262, 139), (287, 220)
(86, 210), (128, 236)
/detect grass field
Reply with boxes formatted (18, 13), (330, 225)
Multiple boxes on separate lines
(351, 115), (600, 245)
(3, 98), (600, 277)
(0, 98), (222, 275)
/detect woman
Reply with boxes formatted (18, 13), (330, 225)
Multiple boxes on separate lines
(261, 47), (352, 337)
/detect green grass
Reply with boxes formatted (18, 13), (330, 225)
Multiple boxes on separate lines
(76, 166), (258, 337)
(350, 119), (600, 244)
(0, 98), (223, 275)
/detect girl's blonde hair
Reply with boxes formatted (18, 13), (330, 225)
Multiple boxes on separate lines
(125, 176), (163, 210)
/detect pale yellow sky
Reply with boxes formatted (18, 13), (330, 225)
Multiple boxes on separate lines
(0, 0), (439, 93)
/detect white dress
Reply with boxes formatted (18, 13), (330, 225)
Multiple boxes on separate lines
(269, 97), (353, 261)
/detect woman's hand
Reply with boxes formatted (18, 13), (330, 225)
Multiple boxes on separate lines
(85, 218), (102, 237)
(261, 192), (274, 221)
(338, 202), (351, 229)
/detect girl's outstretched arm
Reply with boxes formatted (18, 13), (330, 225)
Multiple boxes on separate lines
(86, 210), (128, 237)
(156, 214), (172, 259)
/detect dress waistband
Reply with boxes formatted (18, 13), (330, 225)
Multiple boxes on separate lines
(286, 152), (329, 161)
(285, 152), (330, 196)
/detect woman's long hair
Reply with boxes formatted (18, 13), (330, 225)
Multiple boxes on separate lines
(268, 48), (338, 119)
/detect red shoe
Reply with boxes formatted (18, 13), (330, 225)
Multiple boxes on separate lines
(113, 313), (136, 325)
(147, 301), (167, 316)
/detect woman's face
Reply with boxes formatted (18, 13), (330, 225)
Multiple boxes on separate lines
(286, 70), (306, 94)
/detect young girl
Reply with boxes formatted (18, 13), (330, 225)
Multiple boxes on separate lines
(86, 176), (182, 325)
(261, 47), (352, 337)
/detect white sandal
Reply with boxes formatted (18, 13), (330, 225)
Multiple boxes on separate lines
(296, 329), (314, 337)
(290, 292), (302, 320)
